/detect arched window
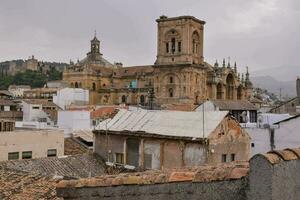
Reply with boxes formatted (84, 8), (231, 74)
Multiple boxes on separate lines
(192, 31), (200, 54)
(171, 38), (176, 53)
(121, 95), (126, 103)
(140, 95), (145, 105)
(71, 82), (74, 88)
(75, 82), (79, 88)
(169, 76), (173, 83)
(169, 88), (174, 98)
(92, 82), (96, 91)
(166, 43), (169, 53)
(226, 74), (234, 100)
(217, 83), (223, 99)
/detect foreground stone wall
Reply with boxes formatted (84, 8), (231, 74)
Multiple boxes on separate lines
(57, 148), (300, 200)
(58, 179), (248, 200)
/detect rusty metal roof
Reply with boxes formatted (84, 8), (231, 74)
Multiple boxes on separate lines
(96, 109), (229, 139)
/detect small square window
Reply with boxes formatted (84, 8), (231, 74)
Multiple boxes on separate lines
(222, 154), (227, 163)
(8, 152), (19, 160)
(251, 143), (255, 147)
(22, 151), (32, 159)
(231, 154), (235, 162)
(47, 149), (57, 157)
(115, 153), (124, 164)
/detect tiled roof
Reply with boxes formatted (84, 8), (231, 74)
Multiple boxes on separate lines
(0, 167), (60, 200)
(64, 137), (89, 155)
(0, 153), (106, 179)
(90, 106), (119, 119)
(96, 109), (229, 139)
(0, 99), (17, 106)
(56, 161), (249, 189)
(23, 99), (59, 107)
(253, 148), (300, 165)
(211, 100), (257, 110)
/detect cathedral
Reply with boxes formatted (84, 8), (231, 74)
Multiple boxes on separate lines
(63, 15), (253, 106)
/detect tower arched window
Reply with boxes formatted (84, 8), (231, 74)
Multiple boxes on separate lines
(169, 88), (174, 98)
(169, 76), (173, 83)
(92, 82), (96, 91)
(171, 38), (176, 53)
(75, 82), (79, 88)
(166, 43), (169, 53)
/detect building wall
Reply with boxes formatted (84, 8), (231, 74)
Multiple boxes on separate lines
(245, 128), (272, 156)
(0, 129), (64, 161)
(57, 110), (91, 136)
(53, 88), (89, 109)
(94, 134), (207, 169)
(208, 117), (250, 164)
(274, 117), (300, 150)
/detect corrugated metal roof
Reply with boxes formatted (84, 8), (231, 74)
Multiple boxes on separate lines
(96, 109), (229, 139)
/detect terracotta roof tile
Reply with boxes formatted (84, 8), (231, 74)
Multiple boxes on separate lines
(56, 161), (249, 189)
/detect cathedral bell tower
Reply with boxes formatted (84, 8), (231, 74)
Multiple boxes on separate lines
(155, 15), (205, 65)
(87, 31), (103, 61)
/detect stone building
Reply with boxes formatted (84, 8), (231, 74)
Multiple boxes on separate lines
(93, 109), (250, 169)
(63, 15), (252, 106)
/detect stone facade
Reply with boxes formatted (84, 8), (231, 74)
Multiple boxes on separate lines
(63, 15), (252, 106)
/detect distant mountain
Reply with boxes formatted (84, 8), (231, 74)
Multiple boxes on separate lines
(251, 65), (299, 82)
(251, 76), (296, 98)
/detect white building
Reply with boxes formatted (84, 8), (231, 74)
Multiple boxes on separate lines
(196, 100), (258, 124)
(57, 110), (91, 136)
(53, 88), (89, 110)
(245, 113), (294, 156)
(8, 85), (31, 98)
(0, 127), (64, 161)
(22, 99), (59, 126)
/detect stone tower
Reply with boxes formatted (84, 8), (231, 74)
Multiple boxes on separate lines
(155, 15), (205, 65)
(87, 33), (103, 62)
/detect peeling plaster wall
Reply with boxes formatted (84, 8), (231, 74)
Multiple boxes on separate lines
(144, 140), (160, 169)
(184, 143), (207, 166)
(208, 117), (250, 164)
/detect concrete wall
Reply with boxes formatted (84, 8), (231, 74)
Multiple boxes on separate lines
(246, 128), (271, 156)
(57, 110), (91, 136)
(274, 117), (300, 150)
(249, 154), (300, 200)
(0, 129), (64, 161)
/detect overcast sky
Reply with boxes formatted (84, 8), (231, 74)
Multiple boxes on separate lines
(0, 0), (299, 74)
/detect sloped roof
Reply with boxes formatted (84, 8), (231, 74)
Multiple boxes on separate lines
(0, 153), (106, 179)
(0, 167), (60, 200)
(211, 100), (257, 111)
(96, 109), (229, 139)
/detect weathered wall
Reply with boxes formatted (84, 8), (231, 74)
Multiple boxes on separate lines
(208, 117), (250, 164)
(249, 152), (300, 200)
(57, 178), (248, 200)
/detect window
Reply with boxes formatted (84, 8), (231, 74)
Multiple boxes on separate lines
(8, 152), (19, 160)
(169, 88), (174, 98)
(121, 95), (126, 103)
(169, 76), (173, 83)
(251, 143), (255, 148)
(231, 154), (235, 162)
(171, 38), (176, 53)
(115, 153), (124, 164)
(222, 154), (227, 162)
(178, 41), (181, 52)
(92, 83), (96, 91)
(166, 43), (169, 53)
(250, 111), (257, 123)
(47, 149), (57, 157)
(22, 151), (32, 159)
(32, 106), (40, 110)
